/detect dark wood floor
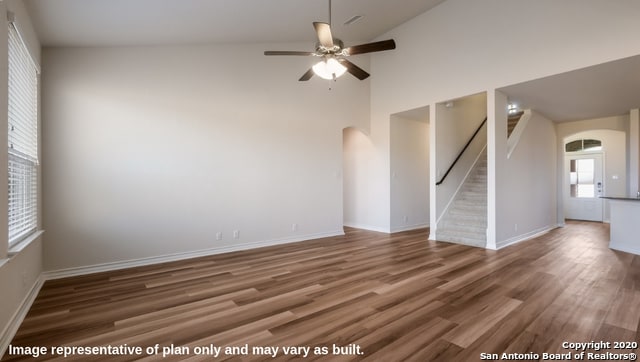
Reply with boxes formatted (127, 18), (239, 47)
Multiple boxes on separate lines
(3, 221), (639, 361)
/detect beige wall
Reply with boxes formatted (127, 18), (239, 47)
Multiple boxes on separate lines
(434, 93), (487, 222)
(0, 239), (42, 352)
(4, 0), (640, 350)
(41, 44), (370, 271)
(556, 116), (629, 222)
(390, 115), (429, 232)
(630, 110), (640, 196)
(367, 0), (640, 238)
(497, 111), (557, 246)
(343, 127), (379, 231)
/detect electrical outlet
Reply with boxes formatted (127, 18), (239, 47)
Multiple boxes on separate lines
(403, 215), (409, 223)
(233, 230), (239, 239)
(292, 223), (298, 232)
(215, 232), (222, 241)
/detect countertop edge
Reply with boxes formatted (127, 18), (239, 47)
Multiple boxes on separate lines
(600, 196), (640, 201)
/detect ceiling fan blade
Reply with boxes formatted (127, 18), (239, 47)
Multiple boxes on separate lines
(338, 59), (370, 80)
(313, 22), (334, 49)
(345, 39), (396, 55)
(299, 68), (315, 81)
(264, 50), (316, 56)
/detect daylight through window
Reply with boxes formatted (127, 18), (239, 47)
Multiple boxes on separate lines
(8, 21), (39, 246)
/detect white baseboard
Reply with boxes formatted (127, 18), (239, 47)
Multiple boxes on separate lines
(343, 222), (390, 233)
(44, 230), (345, 280)
(609, 244), (640, 256)
(390, 223), (429, 233)
(0, 275), (45, 358)
(2, 230), (346, 356)
(496, 224), (561, 249)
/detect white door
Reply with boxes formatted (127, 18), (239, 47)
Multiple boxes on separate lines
(564, 153), (603, 221)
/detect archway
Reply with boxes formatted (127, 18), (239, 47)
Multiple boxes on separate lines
(562, 129), (626, 223)
(342, 127), (375, 230)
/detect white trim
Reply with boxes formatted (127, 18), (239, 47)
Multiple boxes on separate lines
(2, 230), (347, 353)
(7, 12), (40, 73)
(342, 222), (389, 233)
(390, 223), (429, 233)
(0, 275), (45, 358)
(495, 224), (561, 249)
(43, 230), (345, 280)
(609, 244), (640, 256)
(8, 230), (44, 257)
(563, 152), (605, 222)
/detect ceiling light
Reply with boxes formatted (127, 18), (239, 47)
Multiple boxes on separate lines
(312, 57), (347, 80)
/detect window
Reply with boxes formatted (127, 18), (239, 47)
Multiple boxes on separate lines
(569, 158), (595, 198)
(565, 139), (602, 152)
(8, 21), (39, 247)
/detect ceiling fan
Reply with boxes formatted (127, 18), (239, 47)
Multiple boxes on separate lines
(264, 0), (396, 81)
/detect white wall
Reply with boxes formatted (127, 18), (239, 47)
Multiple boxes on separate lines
(487, 90), (508, 248)
(496, 111), (557, 247)
(41, 45), (370, 271)
(562, 129), (627, 222)
(0, 239), (42, 352)
(556, 115), (630, 222)
(366, 0), (640, 232)
(343, 127), (380, 231)
(0, 0), (43, 354)
(390, 116), (429, 232)
(556, 115), (629, 136)
(628, 109), (639, 197)
(435, 93), (487, 220)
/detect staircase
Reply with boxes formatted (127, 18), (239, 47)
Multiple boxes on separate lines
(437, 150), (487, 248)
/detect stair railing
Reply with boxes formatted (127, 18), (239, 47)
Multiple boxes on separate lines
(436, 117), (487, 186)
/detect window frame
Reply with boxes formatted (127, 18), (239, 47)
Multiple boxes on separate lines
(7, 17), (40, 248)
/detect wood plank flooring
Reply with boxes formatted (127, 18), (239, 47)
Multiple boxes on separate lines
(3, 221), (640, 361)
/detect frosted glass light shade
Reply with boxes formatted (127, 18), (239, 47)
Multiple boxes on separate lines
(312, 58), (347, 80)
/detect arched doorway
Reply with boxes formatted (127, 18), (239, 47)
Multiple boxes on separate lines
(342, 127), (375, 230)
(562, 129), (627, 223)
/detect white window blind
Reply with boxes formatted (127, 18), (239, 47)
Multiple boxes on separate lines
(8, 21), (38, 246)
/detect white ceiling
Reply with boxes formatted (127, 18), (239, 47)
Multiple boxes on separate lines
(25, 0), (446, 47)
(499, 55), (640, 122)
(24, 0), (640, 123)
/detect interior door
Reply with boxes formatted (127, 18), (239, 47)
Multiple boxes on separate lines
(564, 153), (603, 222)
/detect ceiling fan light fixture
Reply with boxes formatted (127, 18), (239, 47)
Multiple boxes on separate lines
(312, 57), (347, 80)
(263, 0), (395, 81)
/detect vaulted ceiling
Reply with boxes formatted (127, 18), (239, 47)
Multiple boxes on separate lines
(25, 0), (446, 47)
(24, 0), (640, 123)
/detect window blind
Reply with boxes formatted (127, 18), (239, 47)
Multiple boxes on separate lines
(8, 21), (38, 246)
